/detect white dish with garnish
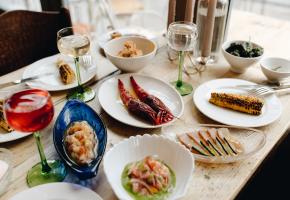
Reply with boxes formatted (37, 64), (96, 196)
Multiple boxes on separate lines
(163, 123), (266, 163)
(98, 74), (184, 128)
(9, 183), (103, 200)
(22, 54), (96, 91)
(103, 134), (194, 200)
(260, 57), (290, 83)
(193, 78), (282, 127)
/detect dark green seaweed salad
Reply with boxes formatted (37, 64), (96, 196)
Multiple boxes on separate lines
(226, 42), (263, 58)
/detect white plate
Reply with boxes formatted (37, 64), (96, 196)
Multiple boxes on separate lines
(0, 130), (32, 143)
(97, 27), (156, 49)
(22, 54), (96, 91)
(193, 78), (282, 127)
(9, 183), (103, 200)
(98, 74), (184, 128)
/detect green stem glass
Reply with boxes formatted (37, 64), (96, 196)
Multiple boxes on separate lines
(26, 132), (67, 187)
(171, 51), (193, 96)
(34, 132), (51, 173)
(66, 57), (95, 102)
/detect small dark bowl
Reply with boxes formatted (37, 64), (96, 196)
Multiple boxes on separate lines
(53, 100), (107, 179)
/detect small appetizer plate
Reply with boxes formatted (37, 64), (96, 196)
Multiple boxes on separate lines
(9, 183), (103, 200)
(193, 78), (282, 127)
(53, 100), (107, 179)
(163, 123), (266, 164)
(98, 74), (184, 128)
(22, 54), (96, 91)
(103, 134), (194, 200)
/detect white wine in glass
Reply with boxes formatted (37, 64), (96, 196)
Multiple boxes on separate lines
(57, 35), (90, 58)
(167, 22), (198, 96)
(57, 27), (95, 102)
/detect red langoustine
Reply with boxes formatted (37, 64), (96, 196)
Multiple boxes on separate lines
(118, 79), (157, 124)
(130, 76), (174, 124)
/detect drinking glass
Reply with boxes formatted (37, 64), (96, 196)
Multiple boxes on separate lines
(4, 89), (66, 187)
(167, 21), (198, 96)
(57, 26), (95, 102)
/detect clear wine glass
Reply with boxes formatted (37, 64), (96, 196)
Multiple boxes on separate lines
(57, 26), (95, 102)
(167, 21), (198, 96)
(4, 89), (66, 187)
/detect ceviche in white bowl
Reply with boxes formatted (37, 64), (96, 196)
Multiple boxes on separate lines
(103, 134), (194, 200)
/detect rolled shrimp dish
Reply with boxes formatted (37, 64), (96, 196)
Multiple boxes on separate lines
(121, 156), (176, 200)
(64, 121), (97, 165)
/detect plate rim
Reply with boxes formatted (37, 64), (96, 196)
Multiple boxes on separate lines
(0, 130), (32, 143)
(98, 73), (184, 128)
(9, 182), (103, 200)
(193, 78), (282, 127)
(22, 54), (96, 92)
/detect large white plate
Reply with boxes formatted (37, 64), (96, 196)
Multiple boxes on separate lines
(193, 78), (282, 127)
(98, 74), (184, 128)
(97, 27), (156, 49)
(10, 183), (103, 200)
(0, 130), (32, 143)
(22, 54), (96, 91)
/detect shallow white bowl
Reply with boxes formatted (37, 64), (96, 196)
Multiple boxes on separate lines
(260, 57), (290, 82)
(222, 40), (264, 73)
(103, 134), (194, 200)
(104, 36), (157, 72)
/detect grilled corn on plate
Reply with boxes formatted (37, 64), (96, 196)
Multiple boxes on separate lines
(209, 92), (264, 115)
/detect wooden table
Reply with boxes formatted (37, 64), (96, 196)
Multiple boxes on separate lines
(2, 10), (290, 200)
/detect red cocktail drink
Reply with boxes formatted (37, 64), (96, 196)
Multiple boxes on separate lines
(4, 89), (66, 187)
(5, 89), (54, 132)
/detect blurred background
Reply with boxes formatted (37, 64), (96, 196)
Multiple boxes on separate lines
(1, 0), (289, 34)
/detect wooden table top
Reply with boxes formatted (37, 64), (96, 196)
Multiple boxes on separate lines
(1, 10), (290, 200)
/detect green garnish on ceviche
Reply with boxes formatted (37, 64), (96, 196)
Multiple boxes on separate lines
(121, 156), (176, 200)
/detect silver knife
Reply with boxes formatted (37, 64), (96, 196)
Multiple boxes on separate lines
(221, 84), (290, 90)
(0, 72), (55, 89)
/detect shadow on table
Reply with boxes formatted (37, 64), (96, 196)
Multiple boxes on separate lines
(236, 129), (290, 199)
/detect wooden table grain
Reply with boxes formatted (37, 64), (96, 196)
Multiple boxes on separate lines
(1, 10), (290, 200)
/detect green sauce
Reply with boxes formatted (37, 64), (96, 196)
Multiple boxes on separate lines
(121, 160), (176, 200)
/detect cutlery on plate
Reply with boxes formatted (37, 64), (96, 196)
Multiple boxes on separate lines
(80, 55), (92, 69)
(222, 84), (290, 90)
(248, 86), (290, 96)
(0, 72), (55, 89)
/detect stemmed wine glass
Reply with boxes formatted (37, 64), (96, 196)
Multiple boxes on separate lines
(4, 89), (66, 187)
(57, 26), (95, 102)
(167, 21), (198, 96)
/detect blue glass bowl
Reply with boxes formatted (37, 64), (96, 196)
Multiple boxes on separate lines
(53, 100), (107, 179)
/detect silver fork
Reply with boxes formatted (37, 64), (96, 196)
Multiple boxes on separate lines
(248, 86), (276, 96)
(80, 55), (92, 69)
